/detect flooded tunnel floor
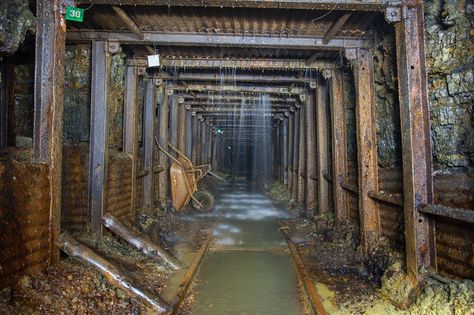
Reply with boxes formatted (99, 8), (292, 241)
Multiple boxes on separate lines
(188, 182), (303, 314)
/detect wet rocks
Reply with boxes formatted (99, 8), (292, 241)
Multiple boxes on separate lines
(0, 0), (35, 55)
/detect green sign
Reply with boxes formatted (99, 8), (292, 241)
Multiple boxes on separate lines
(65, 6), (84, 22)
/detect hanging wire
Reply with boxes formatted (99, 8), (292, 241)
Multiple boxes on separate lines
(311, 3), (338, 23)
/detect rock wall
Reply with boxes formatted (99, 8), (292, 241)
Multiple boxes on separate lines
(106, 153), (133, 221)
(108, 53), (126, 151)
(0, 1), (35, 56)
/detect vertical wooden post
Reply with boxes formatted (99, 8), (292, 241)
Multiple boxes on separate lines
(158, 89), (171, 208)
(305, 93), (317, 216)
(0, 61), (7, 148)
(201, 121), (207, 164)
(315, 77), (330, 215)
(394, 3), (436, 282)
(123, 65), (139, 216)
(169, 94), (178, 148)
(287, 113), (294, 191)
(177, 100), (186, 152)
(34, 0), (66, 263)
(191, 115), (198, 164)
(196, 118), (202, 165)
(143, 77), (156, 209)
(207, 125), (213, 164)
(352, 48), (380, 255)
(88, 40), (109, 236)
(185, 110), (192, 157)
(329, 69), (349, 227)
(297, 104), (306, 205)
(283, 116), (289, 185)
(292, 110), (300, 199)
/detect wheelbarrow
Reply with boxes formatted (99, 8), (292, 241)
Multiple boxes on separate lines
(155, 137), (224, 212)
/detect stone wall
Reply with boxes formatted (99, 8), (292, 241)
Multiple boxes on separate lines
(0, 0), (35, 56)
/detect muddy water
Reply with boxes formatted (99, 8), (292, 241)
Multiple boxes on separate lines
(190, 182), (303, 314)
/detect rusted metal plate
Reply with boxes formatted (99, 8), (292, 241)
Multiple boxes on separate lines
(395, 4), (436, 282)
(352, 48), (379, 255)
(329, 69), (349, 227)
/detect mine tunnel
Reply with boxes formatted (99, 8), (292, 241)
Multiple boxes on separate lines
(0, 0), (473, 314)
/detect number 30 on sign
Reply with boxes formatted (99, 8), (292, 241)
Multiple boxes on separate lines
(65, 6), (84, 22)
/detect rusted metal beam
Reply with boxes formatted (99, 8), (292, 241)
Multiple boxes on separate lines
(143, 77), (156, 209)
(191, 115), (198, 164)
(34, 0), (66, 264)
(292, 110), (300, 200)
(169, 94), (179, 149)
(111, 6), (144, 39)
(88, 40), (109, 236)
(340, 180), (358, 195)
(419, 204), (474, 224)
(368, 190), (403, 207)
(194, 108), (285, 113)
(124, 65), (140, 215)
(177, 103), (186, 152)
(169, 84), (305, 95)
(67, 31), (370, 50)
(352, 48), (380, 255)
(283, 117), (289, 185)
(161, 73), (311, 83)
(394, 3), (436, 282)
(315, 77), (330, 215)
(288, 113), (294, 191)
(297, 103), (306, 206)
(158, 90), (171, 208)
(81, 0), (386, 11)
(322, 12), (353, 44)
(305, 94), (317, 215)
(57, 234), (168, 313)
(102, 214), (181, 269)
(329, 69), (349, 227)
(128, 57), (338, 70)
(185, 111), (192, 157)
(306, 51), (321, 66)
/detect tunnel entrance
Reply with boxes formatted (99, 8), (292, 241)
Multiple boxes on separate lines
(1, 0), (473, 314)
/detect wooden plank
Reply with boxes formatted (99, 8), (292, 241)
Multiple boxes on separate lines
(287, 113), (294, 191)
(352, 48), (380, 255)
(158, 90), (170, 208)
(315, 77), (330, 215)
(111, 6), (144, 39)
(419, 204), (474, 224)
(368, 190), (403, 207)
(329, 69), (349, 227)
(185, 111), (192, 157)
(283, 116), (289, 185)
(88, 40), (109, 236)
(33, 0), (66, 264)
(191, 115), (198, 164)
(177, 102), (186, 152)
(143, 77), (156, 209)
(169, 94), (179, 148)
(123, 65), (139, 216)
(292, 110), (300, 199)
(395, 3), (436, 282)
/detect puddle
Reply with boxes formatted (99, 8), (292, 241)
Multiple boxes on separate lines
(189, 183), (304, 314)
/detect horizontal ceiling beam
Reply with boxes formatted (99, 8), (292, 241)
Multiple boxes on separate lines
(80, 0), (388, 11)
(188, 103), (293, 108)
(195, 108), (283, 112)
(169, 84), (305, 94)
(129, 57), (338, 70)
(161, 73), (313, 83)
(67, 31), (369, 50)
(182, 94), (299, 102)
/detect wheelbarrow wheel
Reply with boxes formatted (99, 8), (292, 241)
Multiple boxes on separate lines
(192, 189), (215, 213)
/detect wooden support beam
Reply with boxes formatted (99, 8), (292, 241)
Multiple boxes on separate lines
(158, 90), (170, 208)
(201, 123), (208, 164)
(143, 77), (156, 209)
(287, 113), (294, 191)
(111, 6), (144, 39)
(315, 77), (330, 215)
(305, 94), (317, 215)
(58, 234), (168, 313)
(323, 12), (353, 44)
(102, 214), (181, 269)
(196, 118), (202, 165)
(34, 0), (66, 263)
(419, 204), (474, 224)
(124, 65), (140, 216)
(283, 117), (289, 185)
(177, 103), (186, 152)
(352, 48), (380, 255)
(297, 104), (306, 206)
(306, 51), (321, 66)
(329, 69), (349, 227)
(88, 40), (109, 235)
(292, 110), (300, 200)
(191, 115), (198, 164)
(394, 4), (436, 282)
(185, 110), (192, 157)
(368, 190), (403, 207)
(169, 94), (179, 148)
